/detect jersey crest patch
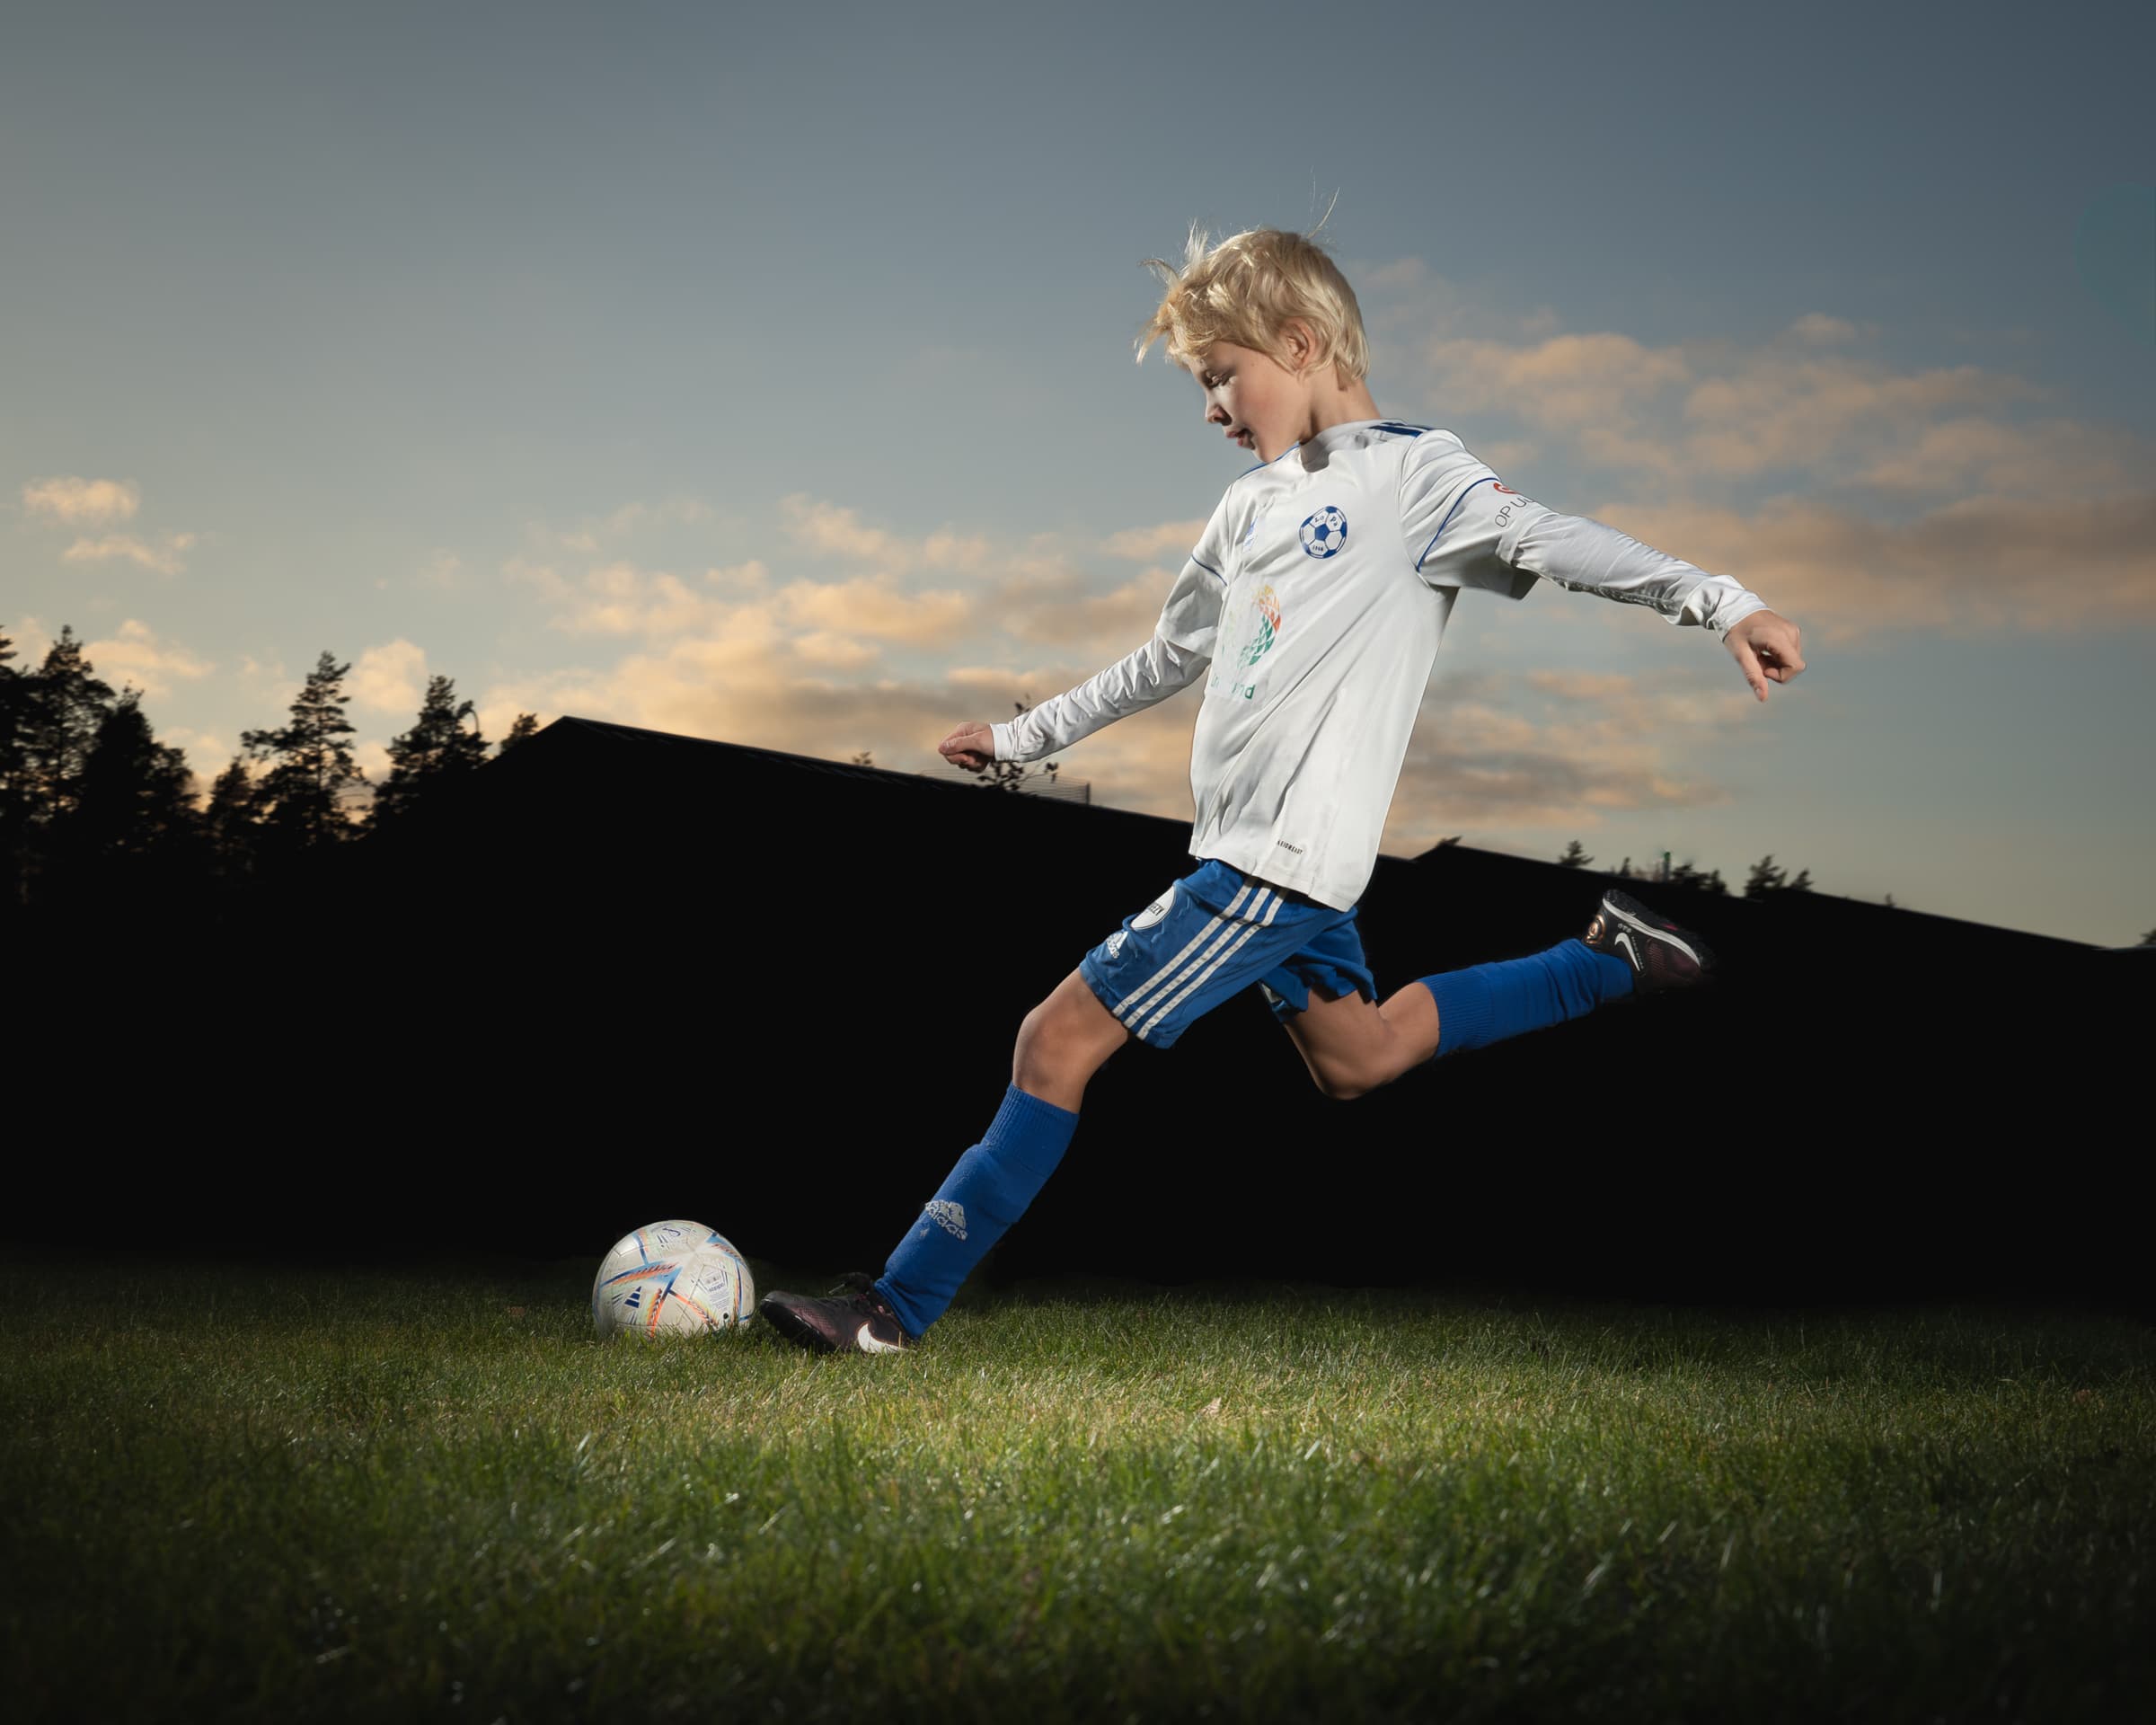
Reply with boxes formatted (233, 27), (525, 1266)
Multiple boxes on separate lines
(1236, 584), (1282, 673)
(1299, 507), (1348, 558)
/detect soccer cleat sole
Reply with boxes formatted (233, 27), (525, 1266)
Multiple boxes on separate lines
(757, 1296), (843, 1354)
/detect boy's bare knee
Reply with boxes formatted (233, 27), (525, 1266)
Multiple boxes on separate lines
(1012, 985), (1120, 1101)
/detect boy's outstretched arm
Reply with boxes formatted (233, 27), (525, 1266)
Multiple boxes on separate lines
(941, 544), (1224, 772)
(1402, 447), (1808, 700)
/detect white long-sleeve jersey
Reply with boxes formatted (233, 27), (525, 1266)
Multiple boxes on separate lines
(992, 420), (1768, 910)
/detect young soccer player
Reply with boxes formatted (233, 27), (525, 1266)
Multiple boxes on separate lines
(760, 227), (1807, 1354)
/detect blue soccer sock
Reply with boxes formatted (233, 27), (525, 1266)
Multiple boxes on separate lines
(875, 1084), (1079, 1338)
(1419, 938), (1634, 1058)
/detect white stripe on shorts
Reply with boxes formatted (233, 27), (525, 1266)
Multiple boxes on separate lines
(1111, 881), (1253, 1023)
(1120, 888), (1270, 1031)
(1134, 889), (1284, 1043)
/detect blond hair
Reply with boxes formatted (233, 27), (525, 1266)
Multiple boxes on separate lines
(1135, 225), (1368, 385)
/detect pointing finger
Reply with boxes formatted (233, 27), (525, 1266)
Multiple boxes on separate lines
(1731, 637), (1769, 701)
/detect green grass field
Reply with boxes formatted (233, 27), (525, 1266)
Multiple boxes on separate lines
(3, 1255), (2150, 1723)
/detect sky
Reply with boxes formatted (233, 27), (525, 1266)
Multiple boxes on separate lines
(4, 0), (2152, 945)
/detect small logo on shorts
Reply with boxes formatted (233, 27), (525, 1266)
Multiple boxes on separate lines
(1132, 883), (1177, 930)
(924, 1200), (968, 1241)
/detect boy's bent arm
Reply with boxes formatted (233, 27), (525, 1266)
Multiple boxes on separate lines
(991, 562), (1219, 763)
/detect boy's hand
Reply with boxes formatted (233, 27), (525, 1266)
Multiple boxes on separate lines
(939, 721), (996, 772)
(1725, 610), (1806, 702)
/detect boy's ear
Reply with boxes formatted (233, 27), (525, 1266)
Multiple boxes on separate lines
(1281, 317), (1324, 375)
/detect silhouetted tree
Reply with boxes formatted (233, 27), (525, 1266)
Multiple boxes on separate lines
(241, 651), (366, 859)
(985, 699), (1060, 794)
(496, 712), (539, 756)
(0, 628), (29, 906)
(1614, 856), (1634, 879)
(1884, 894), (1897, 909)
(369, 675), (489, 828)
(1745, 854), (1816, 898)
(1557, 839), (1593, 868)
(1668, 859), (1727, 894)
(852, 750), (875, 767)
(2141, 925), (2155, 946)
(20, 626), (116, 831)
(61, 692), (199, 866)
(201, 757), (261, 880)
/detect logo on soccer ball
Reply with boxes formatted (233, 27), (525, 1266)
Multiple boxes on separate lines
(1299, 507), (1348, 558)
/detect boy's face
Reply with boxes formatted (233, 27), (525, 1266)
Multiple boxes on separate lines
(1186, 339), (1305, 464)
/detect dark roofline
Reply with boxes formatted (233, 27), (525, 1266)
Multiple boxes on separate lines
(525, 716), (2099, 956)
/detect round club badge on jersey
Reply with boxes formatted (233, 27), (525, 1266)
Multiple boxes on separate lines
(1299, 507), (1348, 558)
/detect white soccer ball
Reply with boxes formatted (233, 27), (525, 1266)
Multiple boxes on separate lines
(591, 1219), (757, 1340)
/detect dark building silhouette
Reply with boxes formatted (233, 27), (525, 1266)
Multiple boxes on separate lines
(330, 718), (2133, 1305)
(13, 715), (2140, 1308)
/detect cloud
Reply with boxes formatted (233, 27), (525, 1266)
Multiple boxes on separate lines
(62, 532), (196, 575)
(1419, 331), (1692, 472)
(351, 639), (429, 713)
(780, 493), (994, 575)
(477, 489), (1772, 857)
(1100, 520), (1206, 561)
(23, 476), (139, 525)
(549, 564), (716, 638)
(352, 739), (394, 784)
(5, 616), (53, 663)
(773, 576), (973, 644)
(1851, 415), (2137, 498)
(1787, 314), (1860, 344)
(1370, 267), (2147, 504)
(82, 620), (213, 697)
(419, 551), (464, 591)
(1678, 358), (2032, 482)
(528, 497), (714, 553)
(1375, 668), (1750, 851)
(1597, 490), (2156, 641)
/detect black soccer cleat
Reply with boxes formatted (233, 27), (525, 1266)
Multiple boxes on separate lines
(1581, 889), (1717, 995)
(758, 1272), (913, 1355)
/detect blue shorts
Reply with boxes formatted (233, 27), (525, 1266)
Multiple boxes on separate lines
(1078, 859), (1376, 1048)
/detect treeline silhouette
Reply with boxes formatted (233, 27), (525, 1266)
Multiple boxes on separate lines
(5, 620), (2148, 950)
(0, 624), (535, 919)
(1555, 837), (1822, 901)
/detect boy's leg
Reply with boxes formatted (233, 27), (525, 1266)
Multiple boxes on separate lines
(871, 968), (1128, 1334)
(758, 969), (1127, 1352)
(1279, 982), (1440, 1101)
(761, 862), (1335, 1352)
(1281, 890), (1712, 1099)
